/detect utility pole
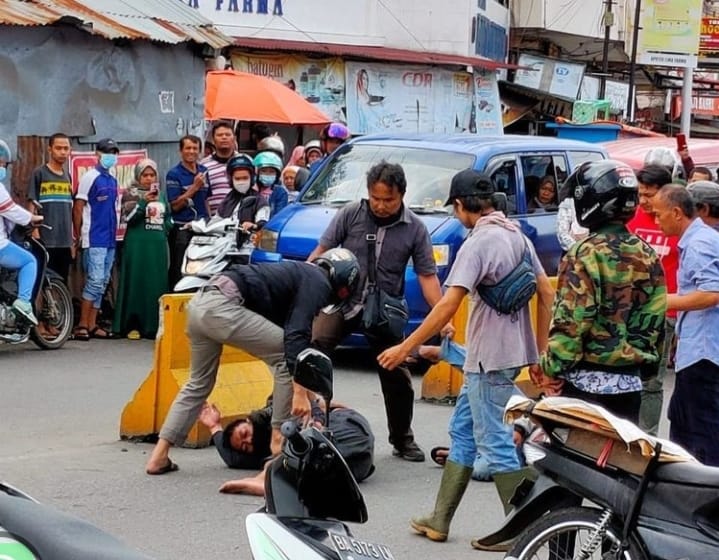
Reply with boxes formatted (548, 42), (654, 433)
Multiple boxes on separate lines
(600, 0), (614, 99)
(627, 0), (641, 122)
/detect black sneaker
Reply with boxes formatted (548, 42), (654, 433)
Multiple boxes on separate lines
(392, 442), (426, 462)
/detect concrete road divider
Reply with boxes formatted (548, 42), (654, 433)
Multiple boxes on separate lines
(421, 277), (557, 400)
(120, 293), (273, 447)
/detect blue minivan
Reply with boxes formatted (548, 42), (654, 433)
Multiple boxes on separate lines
(252, 133), (607, 334)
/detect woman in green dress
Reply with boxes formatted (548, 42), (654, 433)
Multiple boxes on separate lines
(113, 159), (172, 339)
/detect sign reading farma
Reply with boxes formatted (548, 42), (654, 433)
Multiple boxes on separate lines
(183, 0), (283, 16)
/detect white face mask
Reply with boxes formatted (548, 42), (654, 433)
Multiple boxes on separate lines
(233, 179), (252, 194)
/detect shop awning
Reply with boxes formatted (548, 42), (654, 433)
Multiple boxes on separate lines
(232, 37), (515, 71)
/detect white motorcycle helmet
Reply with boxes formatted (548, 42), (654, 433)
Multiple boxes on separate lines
(643, 146), (683, 179)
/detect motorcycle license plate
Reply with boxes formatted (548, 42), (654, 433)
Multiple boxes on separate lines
(329, 532), (395, 560)
(191, 236), (215, 245)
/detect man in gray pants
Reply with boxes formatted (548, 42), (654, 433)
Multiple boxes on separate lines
(145, 249), (360, 475)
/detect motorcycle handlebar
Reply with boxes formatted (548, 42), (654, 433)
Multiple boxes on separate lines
(280, 421), (309, 455)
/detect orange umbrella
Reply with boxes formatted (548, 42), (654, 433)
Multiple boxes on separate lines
(205, 70), (331, 125)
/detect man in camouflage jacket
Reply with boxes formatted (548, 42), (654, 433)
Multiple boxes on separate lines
(531, 160), (667, 422)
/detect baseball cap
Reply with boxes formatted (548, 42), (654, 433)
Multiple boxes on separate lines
(96, 138), (119, 154)
(445, 169), (496, 205)
(687, 180), (719, 204)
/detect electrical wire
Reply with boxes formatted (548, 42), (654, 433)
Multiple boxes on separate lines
(375, 0), (429, 51)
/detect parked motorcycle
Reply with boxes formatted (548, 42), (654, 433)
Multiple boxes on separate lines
(474, 398), (719, 560)
(174, 216), (256, 292)
(245, 348), (396, 560)
(0, 481), (151, 559)
(0, 222), (72, 349)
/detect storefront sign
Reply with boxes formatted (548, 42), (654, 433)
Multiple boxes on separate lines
(514, 54), (585, 100)
(671, 95), (719, 119)
(637, 0), (702, 67)
(701, 17), (719, 54)
(344, 62), (500, 136)
(183, 0), (283, 16)
(231, 53), (346, 122)
(70, 150), (148, 241)
(579, 76), (630, 114)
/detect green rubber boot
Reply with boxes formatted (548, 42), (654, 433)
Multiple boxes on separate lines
(410, 460), (472, 542)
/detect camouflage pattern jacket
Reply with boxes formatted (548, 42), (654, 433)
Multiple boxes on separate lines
(541, 222), (667, 379)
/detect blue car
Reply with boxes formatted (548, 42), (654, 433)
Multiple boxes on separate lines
(252, 133), (607, 338)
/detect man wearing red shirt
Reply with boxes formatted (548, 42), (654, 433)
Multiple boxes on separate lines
(626, 164), (676, 435)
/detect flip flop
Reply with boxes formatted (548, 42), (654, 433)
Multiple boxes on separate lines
(430, 446), (449, 467)
(90, 326), (117, 340)
(72, 326), (90, 341)
(147, 460), (179, 475)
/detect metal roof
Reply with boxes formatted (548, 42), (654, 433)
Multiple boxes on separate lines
(233, 37), (516, 71)
(0, 0), (232, 49)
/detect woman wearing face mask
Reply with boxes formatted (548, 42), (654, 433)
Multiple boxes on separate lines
(217, 154), (270, 264)
(0, 139), (44, 326)
(113, 159), (172, 340)
(252, 152), (288, 218)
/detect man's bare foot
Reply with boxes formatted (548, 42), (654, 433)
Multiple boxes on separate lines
(219, 478), (265, 496)
(145, 439), (173, 474)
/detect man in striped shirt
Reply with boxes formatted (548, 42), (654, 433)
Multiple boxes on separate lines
(202, 121), (239, 215)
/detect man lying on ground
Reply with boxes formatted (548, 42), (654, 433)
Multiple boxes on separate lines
(198, 399), (375, 495)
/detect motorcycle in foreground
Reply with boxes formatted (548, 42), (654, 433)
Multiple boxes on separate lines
(473, 396), (719, 559)
(0, 222), (72, 349)
(174, 215), (255, 292)
(0, 482), (151, 559)
(245, 348), (396, 560)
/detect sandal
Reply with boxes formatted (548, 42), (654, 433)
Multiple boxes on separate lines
(90, 326), (117, 340)
(72, 326), (91, 341)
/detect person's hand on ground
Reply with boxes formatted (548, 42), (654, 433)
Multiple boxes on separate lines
(378, 344), (410, 371)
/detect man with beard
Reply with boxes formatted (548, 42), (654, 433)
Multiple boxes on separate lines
(308, 161), (444, 462)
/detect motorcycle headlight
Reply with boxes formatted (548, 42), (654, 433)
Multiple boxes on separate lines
(258, 229), (279, 252)
(433, 244), (450, 266)
(184, 259), (210, 275)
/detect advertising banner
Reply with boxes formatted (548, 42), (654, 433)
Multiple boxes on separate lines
(231, 53), (346, 122)
(474, 70), (504, 135)
(345, 62), (498, 135)
(514, 54), (585, 100)
(637, 0), (702, 67)
(69, 150), (148, 241)
(671, 95), (719, 119)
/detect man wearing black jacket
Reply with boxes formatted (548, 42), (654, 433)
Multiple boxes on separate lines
(145, 249), (360, 475)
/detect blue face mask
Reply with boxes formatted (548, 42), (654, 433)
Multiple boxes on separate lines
(258, 173), (276, 187)
(100, 153), (118, 169)
(0, 167), (6, 183)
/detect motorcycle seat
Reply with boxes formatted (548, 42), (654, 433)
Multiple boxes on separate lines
(655, 461), (719, 488)
(0, 493), (152, 560)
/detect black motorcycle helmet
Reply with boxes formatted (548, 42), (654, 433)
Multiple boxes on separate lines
(314, 248), (360, 301)
(565, 159), (639, 230)
(226, 154), (255, 183)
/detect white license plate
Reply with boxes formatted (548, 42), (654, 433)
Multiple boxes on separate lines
(191, 237), (216, 245)
(329, 531), (395, 560)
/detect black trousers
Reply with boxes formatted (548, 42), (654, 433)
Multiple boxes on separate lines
(47, 247), (72, 285)
(168, 225), (192, 290)
(312, 311), (416, 450)
(669, 359), (719, 466)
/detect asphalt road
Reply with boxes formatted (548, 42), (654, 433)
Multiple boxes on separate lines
(0, 339), (515, 560)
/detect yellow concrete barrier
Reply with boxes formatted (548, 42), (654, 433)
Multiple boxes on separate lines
(421, 277), (558, 400)
(120, 293), (273, 447)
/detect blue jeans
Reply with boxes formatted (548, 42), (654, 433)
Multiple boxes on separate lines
(82, 247), (116, 309)
(448, 369), (521, 478)
(0, 241), (37, 302)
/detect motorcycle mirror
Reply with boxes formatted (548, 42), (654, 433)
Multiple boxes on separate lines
(294, 348), (333, 405)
